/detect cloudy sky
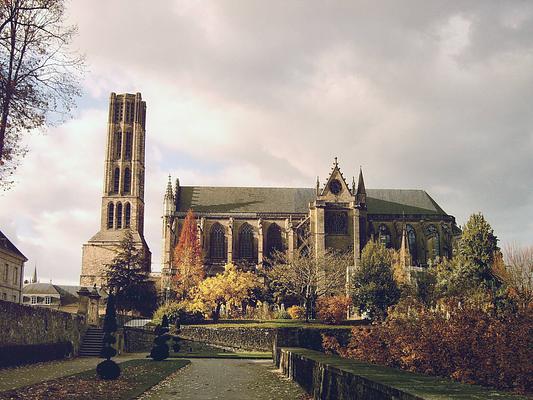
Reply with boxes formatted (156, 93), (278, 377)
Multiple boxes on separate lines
(1, 1), (532, 284)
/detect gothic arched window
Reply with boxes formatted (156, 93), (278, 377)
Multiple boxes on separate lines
(125, 132), (132, 160)
(378, 224), (392, 248)
(107, 203), (114, 229)
(426, 224), (440, 262)
(113, 167), (120, 193)
(406, 224), (417, 264)
(114, 131), (121, 159)
(210, 223), (225, 260)
(266, 223), (283, 258)
(124, 203), (131, 228)
(124, 168), (131, 194)
(116, 203), (123, 228)
(238, 223), (254, 260)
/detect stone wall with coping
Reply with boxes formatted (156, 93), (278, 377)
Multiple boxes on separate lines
(0, 299), (86, 367)
(178, 325), (353, 357)
(179, 326), (276, 352)
(123, 327), (155, 353)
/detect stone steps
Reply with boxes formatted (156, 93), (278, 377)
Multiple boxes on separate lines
(79, 327), (104, 357)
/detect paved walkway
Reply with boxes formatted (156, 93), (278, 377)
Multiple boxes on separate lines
(0, 353), (145, 392)
(139, 359), (308, 400)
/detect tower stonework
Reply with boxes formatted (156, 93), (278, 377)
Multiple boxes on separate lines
(80, 92), (151, 287)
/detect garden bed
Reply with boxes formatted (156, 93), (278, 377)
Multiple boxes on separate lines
(0, 359), (189, 400)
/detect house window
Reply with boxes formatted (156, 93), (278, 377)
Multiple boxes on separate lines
(31, 296), (37, 305)
(13, 267), (18, 285)
(3, 264), (7, 282)
(44, 296), (51, 305)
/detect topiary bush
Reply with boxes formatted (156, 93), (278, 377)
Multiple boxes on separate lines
(97, 294), (121, 380)
(150, 314), (171, 361)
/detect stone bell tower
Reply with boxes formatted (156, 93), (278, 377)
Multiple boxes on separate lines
(80, 92), (151, 287)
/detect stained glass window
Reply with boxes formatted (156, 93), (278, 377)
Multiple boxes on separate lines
(210, 223), (225, 260)
(378, 224), (392, 248)
(239, 223), (254, 259)
(266, 223), (283, 258)
(325, 211), (348, 234)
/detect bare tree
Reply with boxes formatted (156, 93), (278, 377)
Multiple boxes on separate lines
(0, 0), (84, 189)
(503, 243), (533, 310)
(266, 248), (353, 321)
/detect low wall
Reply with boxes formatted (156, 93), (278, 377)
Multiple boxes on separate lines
(278, 348), (526, 400)
(0, 300), (86, 367)
(178, 325), (352, 357)
(123, 327), (155, 353)
(179, 326), (276, 351)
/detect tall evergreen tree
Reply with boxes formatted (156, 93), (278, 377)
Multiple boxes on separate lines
(105, 230), (154, 314)
(456, 213), (500, 289)
(352, 240), (400, 321)
(172, 209), (204, 300)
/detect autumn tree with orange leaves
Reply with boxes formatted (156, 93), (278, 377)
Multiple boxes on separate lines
(172, 209), (204, 300)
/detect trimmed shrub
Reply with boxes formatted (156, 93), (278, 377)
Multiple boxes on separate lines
(97, 294), (121, 380)
(287, 305), (306, 320)
(150, 314), (171, 361)
(316, 296), (352, 324)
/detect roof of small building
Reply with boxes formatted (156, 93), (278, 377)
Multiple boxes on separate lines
(0, 229), (28, 261)
(176, 186), (448, 216)
(23, 283), (108, 305)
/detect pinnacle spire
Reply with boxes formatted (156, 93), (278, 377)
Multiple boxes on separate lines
(165, 175), (173, 199)
(316, 176), (320, 195)
(356, 166), (366, 207)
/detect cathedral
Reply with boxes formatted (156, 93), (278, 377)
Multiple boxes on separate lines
(161, 161), (460, 286)
(81, 92), (460, 291)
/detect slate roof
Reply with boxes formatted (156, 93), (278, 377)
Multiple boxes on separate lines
(176, 186), (449, 216)
(0, 229), (28, 261)
(23, 283), (108, 305)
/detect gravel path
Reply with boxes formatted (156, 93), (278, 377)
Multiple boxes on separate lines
(0, 353), (145, 392)
(139, 358), (308, 400)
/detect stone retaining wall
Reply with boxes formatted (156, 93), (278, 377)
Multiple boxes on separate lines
(178, 325), (352, 357)
(278, 348), (525, 400)
(123, 327), (155, 353)
(179, 326), (276, 351)
(0, 300), (86, 367)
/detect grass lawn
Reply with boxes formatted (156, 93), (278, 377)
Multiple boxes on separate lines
(0, 359), (189, 400)
(188, 319), (357, 329)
